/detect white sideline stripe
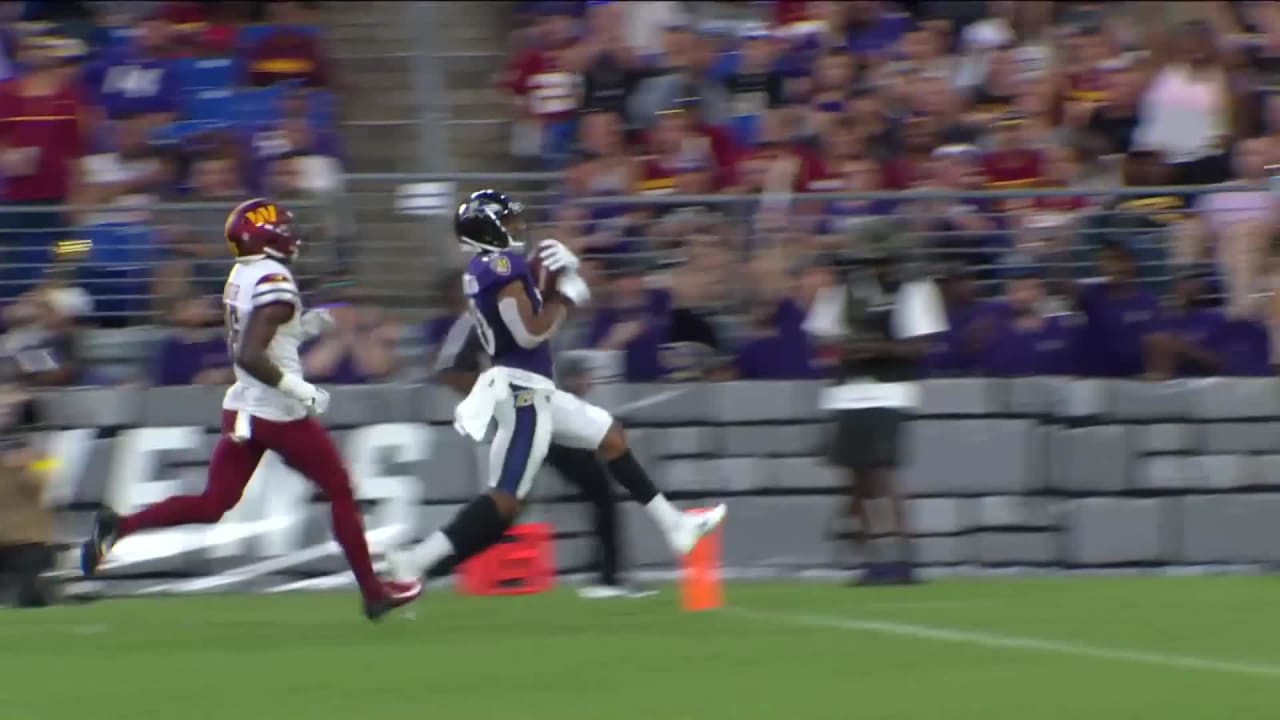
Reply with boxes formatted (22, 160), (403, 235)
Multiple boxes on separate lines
(729, 608), (1280, 679)
(138, 525), (408, 595)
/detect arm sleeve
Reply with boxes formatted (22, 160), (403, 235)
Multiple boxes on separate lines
(432, 316), (480, 375)
(893, 280), (949, 339)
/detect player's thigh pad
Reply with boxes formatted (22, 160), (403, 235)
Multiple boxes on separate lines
(488, 386), (553, 499)
(548, 389), (613, 451)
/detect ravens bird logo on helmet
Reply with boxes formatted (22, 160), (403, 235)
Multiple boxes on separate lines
(455, 189), (526, 253)
(224, 198), (301, 262)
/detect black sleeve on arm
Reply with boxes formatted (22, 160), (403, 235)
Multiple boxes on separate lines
(444, 326), (484, 375)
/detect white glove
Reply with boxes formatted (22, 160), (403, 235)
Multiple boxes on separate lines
(277, 375), (331, 415)
(538, 239), (580, 274)
(300, 308), (336, 339)
(555, 271), (591, 306)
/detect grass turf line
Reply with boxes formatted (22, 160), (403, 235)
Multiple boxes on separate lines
(0, 577), (1275, 720)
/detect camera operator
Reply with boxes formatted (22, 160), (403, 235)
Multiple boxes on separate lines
(0, 375), (55, 607)
(804, 230), (947, 586)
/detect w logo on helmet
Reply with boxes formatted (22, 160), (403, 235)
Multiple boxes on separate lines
(245, 203), (279, 228)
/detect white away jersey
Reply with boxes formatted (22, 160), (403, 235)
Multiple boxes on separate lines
(221, 258), (307, 421)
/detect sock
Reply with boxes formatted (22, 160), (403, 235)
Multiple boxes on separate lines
(606, 450), (658, 504)
(409, 494), (510, 577)
(407, 532), (455, 578)
(644, 494), (686, 540)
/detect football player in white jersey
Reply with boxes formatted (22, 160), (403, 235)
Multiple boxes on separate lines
(80, 198), (421, 621)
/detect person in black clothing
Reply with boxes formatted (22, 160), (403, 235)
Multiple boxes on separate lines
(1082, 56), (1143, 156)
(805, 247), (947, 586)
(432, 317), (652, 599)
(0, 377), (53, 608)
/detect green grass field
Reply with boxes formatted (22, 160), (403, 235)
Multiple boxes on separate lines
(1, 577), (1277, 720)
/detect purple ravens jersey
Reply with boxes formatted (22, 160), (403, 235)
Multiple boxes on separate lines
(463, 250), (554, 378)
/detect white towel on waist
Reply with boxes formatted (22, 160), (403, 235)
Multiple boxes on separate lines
(454, 366), (511, 441)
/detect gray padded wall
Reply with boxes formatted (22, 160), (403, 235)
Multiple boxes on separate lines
(42, 378), (1280, 573)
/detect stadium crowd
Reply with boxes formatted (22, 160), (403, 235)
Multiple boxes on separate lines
(3, 1), (1280, 389)
(491, 0), (1280, 383)
(0, 0), (352, 384)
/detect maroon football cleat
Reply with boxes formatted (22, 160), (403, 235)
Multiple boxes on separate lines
(364, 578), (423, 622)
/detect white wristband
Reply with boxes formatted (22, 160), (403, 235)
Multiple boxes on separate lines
(276, 374), (316, 403)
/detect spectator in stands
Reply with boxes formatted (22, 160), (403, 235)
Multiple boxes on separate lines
(1149, 269), (1270, 378)
(1066, 238), (1169, 379)
(577, 0), (648, 118)
(83, 8), (181, 126)
(720, 25), (783, 149)
(982, 113), (1044, 212)
(915, 143), (1001, 272)
(662, 240), (733, 381)
(1094, 150), (1188, 293)
(882, 115), (937, 189)
(502, 2), (581, 169)
(78, 111), (176, 321)
(154, 150), (244, 303)
(261, 148), (347, 276)
(249, 89), (344, 194)
(301, 279), (401, 384)
(1178, 137), (1277, 318)
(149, 292), (231, 386)
(980, 264), (1081, 377)
(925, 263), (1003, 377)
(734, 249), (815, 379)
(1077, 55), (1143, 157)
(0, 34), (88, 301)
(629, 23), (729, 131)
(242, 1), (333, 88)
(569, 110), (635, 214)
(806, 48), (856, 141)
(1133, 20), (1236, 186)
(585, 254), (669, 382)
(967, 44), (1022, 127)
(0, 284), (88, 387)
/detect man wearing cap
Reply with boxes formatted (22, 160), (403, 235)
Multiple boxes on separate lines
(804, 243), (947, 585)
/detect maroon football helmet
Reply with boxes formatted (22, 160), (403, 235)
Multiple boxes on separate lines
(224, 198), (301, 261)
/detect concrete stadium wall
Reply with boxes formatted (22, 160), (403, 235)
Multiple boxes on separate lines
(34, 378), (1280, 580)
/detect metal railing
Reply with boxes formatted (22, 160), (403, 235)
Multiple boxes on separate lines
(0, 179), (1270, 322)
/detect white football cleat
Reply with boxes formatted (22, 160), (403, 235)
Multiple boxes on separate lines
(577, 584), (659, 600)
(671, 503), (727, 556)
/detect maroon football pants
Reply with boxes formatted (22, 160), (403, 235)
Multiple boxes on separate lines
(118, 410), (381, 601)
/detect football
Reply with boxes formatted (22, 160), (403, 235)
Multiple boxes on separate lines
(529, 252), (558, 298)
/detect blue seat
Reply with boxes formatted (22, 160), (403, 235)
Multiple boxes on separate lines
(237, 24), (320, 49)
(183, 88), (238, 124)
(175, 57), (236, 91)
(307, 90), (336, 129)
(78, 223), (157, 320)
(236, 85), (285, 126)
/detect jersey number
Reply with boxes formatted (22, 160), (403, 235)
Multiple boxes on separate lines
(462, 273), (496, 355)
(223, 281), (242, 361)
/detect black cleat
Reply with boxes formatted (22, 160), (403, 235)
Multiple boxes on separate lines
(80, 508), (121, 578)
(363, 579), (423, 622)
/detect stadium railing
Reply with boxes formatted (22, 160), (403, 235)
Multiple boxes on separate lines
(0, 179), (1267, 323)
